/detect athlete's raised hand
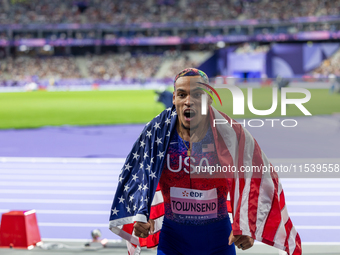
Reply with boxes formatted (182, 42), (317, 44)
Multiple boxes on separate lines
(133, 219), (155, 238)
(228, 230), (254, 250)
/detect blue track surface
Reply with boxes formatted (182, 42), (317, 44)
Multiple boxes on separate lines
(0, 116), (339, 159)
(0, 158), (339, 243)
(0, 115), (339, 243)
(0, 158), (121, 241)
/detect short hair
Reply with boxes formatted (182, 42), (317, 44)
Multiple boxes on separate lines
(174, 68), (209, 88)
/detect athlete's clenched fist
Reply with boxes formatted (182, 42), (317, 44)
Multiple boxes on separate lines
(133, 219), (155, 238)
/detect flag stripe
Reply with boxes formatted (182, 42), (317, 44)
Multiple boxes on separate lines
(210, 108), (240, 232)
(151, 190), (164, 206)
(109, 106), (301, 255)
(150, 203), (164, 220)
(284, 218), (294, 254)
(262, 152), (283, 246)
(288, 225), (298, 254)
(235, 122), (246, 236)
(146, 231), (160, 248)
(279, 189), (286, 210)
(292, 232), (302, 255)
(240, 127), (255, 236)
(249, 141), (263, 237)
(139, 216), (164, 248)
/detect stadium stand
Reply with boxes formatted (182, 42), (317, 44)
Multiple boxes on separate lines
(0, 0), (339, 41)
(234, 43), (270, 54)
(84, 53), (162, 80)
(1, 0), (340, 25)
(1, 56), (81, 80)
(312, 48), (340, 77)
(0, 51), (211, 82)
(160, 51), (212, 79)
(1, 0), (340, 88)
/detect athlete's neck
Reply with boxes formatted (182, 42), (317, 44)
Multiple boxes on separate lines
(177, 115), (210, 143)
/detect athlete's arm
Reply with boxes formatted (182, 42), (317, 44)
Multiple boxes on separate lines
(133, 219), (155, 238)
(228, 230), (254, 250)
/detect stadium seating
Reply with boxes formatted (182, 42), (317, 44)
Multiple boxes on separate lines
(1, 0), (340, 25)
(312, 48), (340, 77)
(1, 0), (340, 85)
(0, 51), (211, 82)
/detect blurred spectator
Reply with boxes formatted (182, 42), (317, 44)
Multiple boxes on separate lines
(0, 56), (81, 81)
(235, 43), (270, 54)
(163, 51), (199, 79)
(0, 51), (203, 84)
(84, 53), (162, 80)
(0, 52), (195, 81)
(312, 49), (340, 77)
(1, 0), (340, 25)
(0, 32), (8, 40)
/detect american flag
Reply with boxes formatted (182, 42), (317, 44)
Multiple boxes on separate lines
(109, 106), (301, 255)
(202, 143), (215, 153)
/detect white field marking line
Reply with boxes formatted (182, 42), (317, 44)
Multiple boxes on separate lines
(270, 158), (340, 164)
(296, 226), (340, 230)
(0, 189), (114, 195)
(38, 210), (109, 215)
(0, 198), (112, 204)
(0, 157), (337, 165)
(5, 179), (337, 188)
(42, 238), (92, 242)
(252, 242), (340, 246)
(281, 180), (340, 184)
(0, 181), (116, 187)
(0, 157), (126, 163)
(0, 164), (120, 167)
(41, 238), (123, 243)
(0, 189), (338, 196)
(41, 239), (340, 247)
(287, 201), (340, 205)
(0, 182), (338, 188)
(2, 199), (339, 206)
(41, 235), (126, 243)
(0, 209), (109, 215)
(0, 170), (118, 175)
(40, 239), (340, 246)
(282, 184), (340, 188)
(0, 163), (121, 167)
(0, 209), (337, 217)
(0, 165), (121, 169)
(0, 175), (118, 181)
(36, 223), (340, 229)
(290, 212), (340, 216)
(38, 223), (109, 227)
(0, 163), (122, 166)
(300, 242), (340, 245)
(284, 192), (340, 196)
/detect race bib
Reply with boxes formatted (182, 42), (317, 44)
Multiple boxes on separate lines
(170, 187), (218, 220)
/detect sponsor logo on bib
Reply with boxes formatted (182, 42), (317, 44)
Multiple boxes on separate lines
(170, 187), (218, 220)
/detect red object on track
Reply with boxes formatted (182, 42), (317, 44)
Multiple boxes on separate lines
(0, 210), (41, 249)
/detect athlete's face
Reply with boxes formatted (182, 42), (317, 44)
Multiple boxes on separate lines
(173, 76), (212, 129)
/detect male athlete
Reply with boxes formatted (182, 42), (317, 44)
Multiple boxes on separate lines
(109, 68), (301, 255)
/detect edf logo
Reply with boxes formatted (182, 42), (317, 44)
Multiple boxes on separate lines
(190, 191), (203, 198)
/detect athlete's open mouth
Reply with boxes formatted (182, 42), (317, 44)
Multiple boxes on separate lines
(183, 109), (196, 121)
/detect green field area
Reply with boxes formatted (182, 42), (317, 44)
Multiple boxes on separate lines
(0, 88), (339, 129)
